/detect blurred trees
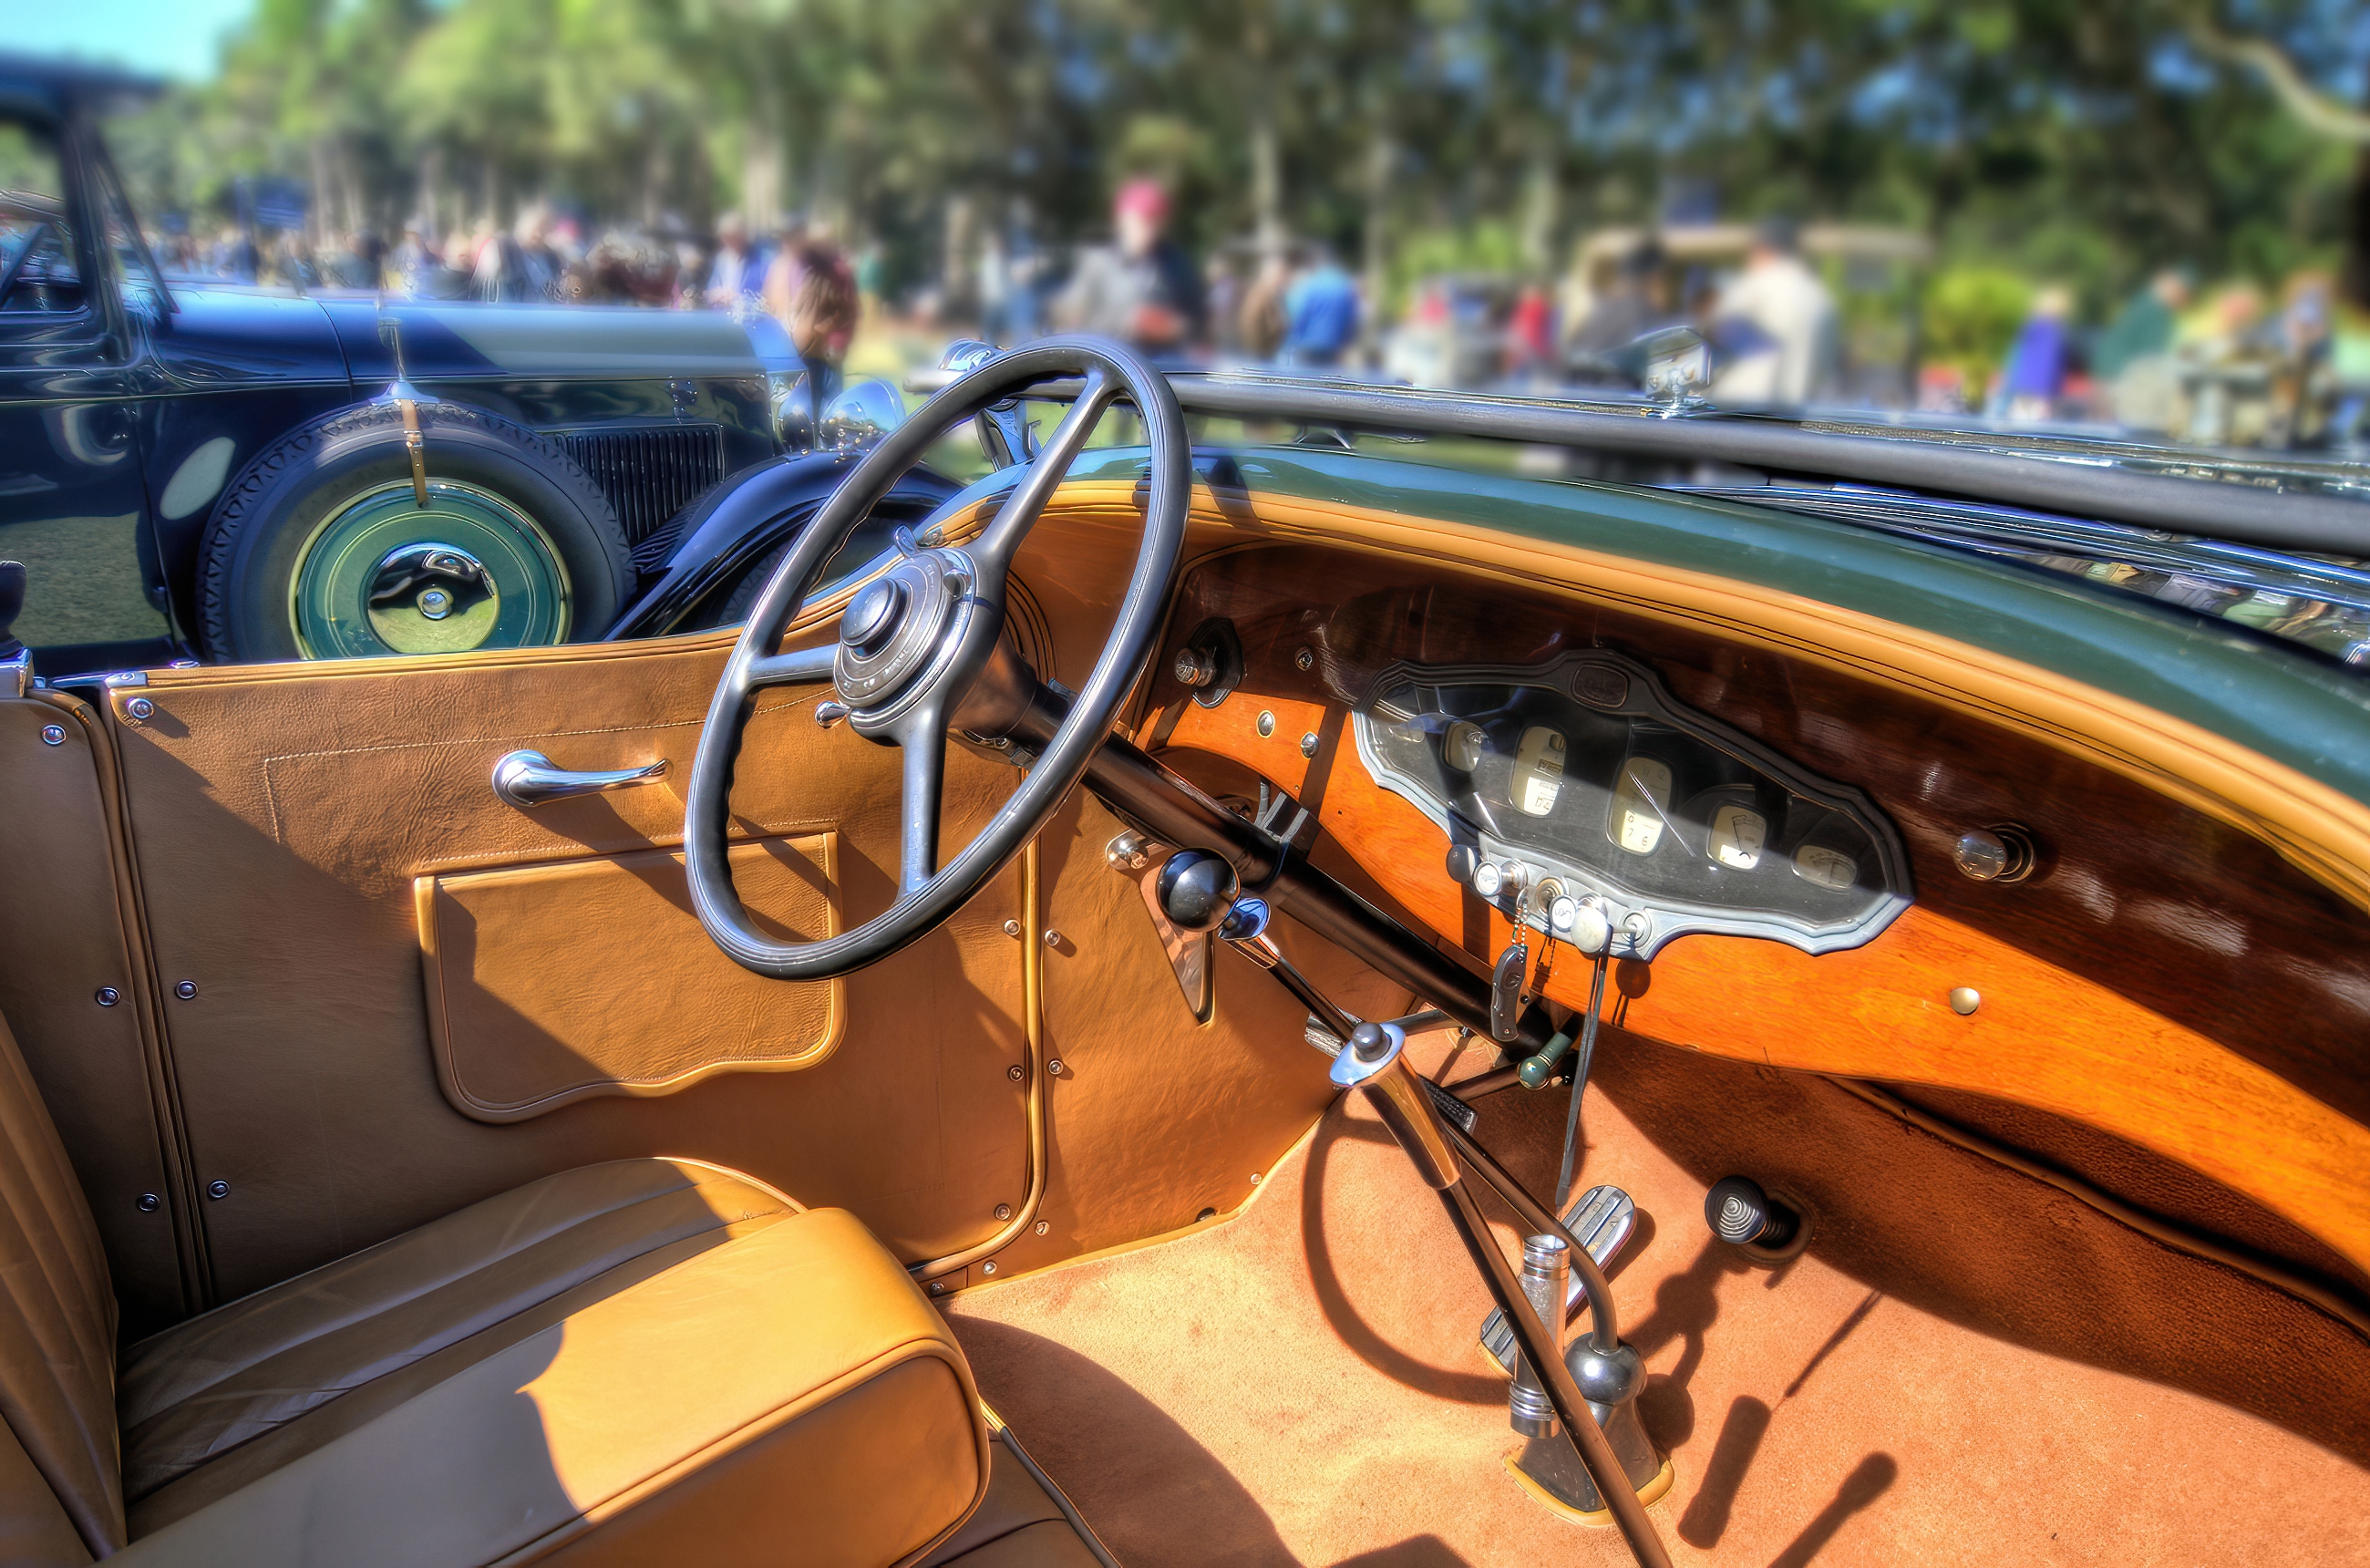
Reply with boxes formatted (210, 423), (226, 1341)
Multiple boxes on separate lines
(113, 0), (2369, 306)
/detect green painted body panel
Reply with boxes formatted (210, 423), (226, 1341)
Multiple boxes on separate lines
(1054, 445), (2370, 809)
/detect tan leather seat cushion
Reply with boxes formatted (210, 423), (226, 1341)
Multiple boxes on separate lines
(115, 1201), (988, 1566)
(121, 1158), (799, 1522)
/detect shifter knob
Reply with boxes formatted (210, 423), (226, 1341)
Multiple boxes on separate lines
(1156, 850), (1241, 934)
(1705, 1175), (1799, 1251)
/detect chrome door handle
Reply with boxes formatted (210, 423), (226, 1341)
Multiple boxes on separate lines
(491, 749), (668, 809)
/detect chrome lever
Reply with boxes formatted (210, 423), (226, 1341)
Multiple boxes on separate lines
(490, 749), (668, 809)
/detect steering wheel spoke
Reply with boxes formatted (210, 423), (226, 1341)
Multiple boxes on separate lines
(894, 708), (949, 898)
(685, 337), (1189, 980)
(972, 368), (1117, 574)
(744, 644), (839, 690)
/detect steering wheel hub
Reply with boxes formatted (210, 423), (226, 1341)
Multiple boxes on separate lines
(831, 549), (973, 711)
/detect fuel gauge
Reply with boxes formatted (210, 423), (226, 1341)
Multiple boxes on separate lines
(1706, 804), (1767, 869)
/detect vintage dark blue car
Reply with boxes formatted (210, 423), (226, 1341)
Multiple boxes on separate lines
(0, 55), (954, 679)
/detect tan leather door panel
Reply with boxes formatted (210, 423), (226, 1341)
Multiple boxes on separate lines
(419, 834), (843, 1122)
(100, 634), (1030, 1305)
(0, 694), (193, 1336)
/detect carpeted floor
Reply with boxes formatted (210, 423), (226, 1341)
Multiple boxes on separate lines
(944, 1033), (2370, 1565)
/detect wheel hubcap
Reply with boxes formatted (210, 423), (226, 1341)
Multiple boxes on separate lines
(291, 480), (571, 658)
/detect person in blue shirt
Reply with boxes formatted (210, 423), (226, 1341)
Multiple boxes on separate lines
(1281, 244), (1361, 368)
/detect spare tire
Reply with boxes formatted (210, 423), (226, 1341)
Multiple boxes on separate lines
(200, 400), (632, 663)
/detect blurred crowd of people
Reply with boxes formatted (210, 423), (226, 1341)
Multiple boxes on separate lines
(1984, 266), (2361, 447)
(153, 176), (2368, 449)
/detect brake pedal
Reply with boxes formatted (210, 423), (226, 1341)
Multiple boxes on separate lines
(1479, 1184), (1636, 1372)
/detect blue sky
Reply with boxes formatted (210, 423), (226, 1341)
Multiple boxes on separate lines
(9, 0), (254, 82)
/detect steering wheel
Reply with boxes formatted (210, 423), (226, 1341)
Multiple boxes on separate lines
(685, 337), (1191, 979)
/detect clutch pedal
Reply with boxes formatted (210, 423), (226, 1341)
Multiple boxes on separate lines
(1479, 1184), (1635, 1373)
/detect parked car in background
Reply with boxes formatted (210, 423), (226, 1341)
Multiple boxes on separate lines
(0, 55), (956, 679)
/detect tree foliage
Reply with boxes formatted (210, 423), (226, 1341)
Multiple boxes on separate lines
(116, 0), (2370, 302)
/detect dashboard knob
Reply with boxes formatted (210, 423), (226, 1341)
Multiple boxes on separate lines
(1551, 895), (1612, 956)
(1471, 861), (1504, 898)
(1445, 844), (1479, 885)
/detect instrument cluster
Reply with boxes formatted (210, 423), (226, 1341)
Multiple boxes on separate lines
(1354, 650), (1912, 958)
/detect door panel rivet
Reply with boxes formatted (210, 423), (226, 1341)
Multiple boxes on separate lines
(1044, 929), (1062, 948)
(94, 987), (119, 1007)
(1250, 1172), (1262, 1186)
(981, 1260), (997, 1276)
(125, 697), (155, 721)
(994, 1203), (1014, 1221)
(174, 981), (198, 1001)
(1948, 987), (1981, 1016)
(1299, 732), (1319, 757)
(205, 1180), (230, 1201)
(39, 725), (64, 746)
(1294, 646), (1314, 671)
(1046, 1058), (1064, 1076)
(1002, 919), (1021, 938)
(1034, 1220), (1050, 1236)
(1006, 1064), (1025, 1081)
(1256, 710), (1276, 738)
(136, 1193), (160, 1212)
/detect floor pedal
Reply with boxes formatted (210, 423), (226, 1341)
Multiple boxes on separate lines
(1479, 1184), (1636, 1374)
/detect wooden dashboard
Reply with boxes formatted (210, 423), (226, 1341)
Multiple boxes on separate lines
(1139, 543), (2370, 1283)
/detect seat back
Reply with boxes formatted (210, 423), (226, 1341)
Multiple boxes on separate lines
(0, 1010), (120, 1561)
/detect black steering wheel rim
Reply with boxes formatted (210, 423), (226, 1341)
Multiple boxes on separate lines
(685, 336), (1191, 980)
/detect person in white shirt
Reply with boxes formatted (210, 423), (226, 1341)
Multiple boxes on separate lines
(1709, 219), (1838, 407)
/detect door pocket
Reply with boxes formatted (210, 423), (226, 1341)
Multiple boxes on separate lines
(417, 834), (842, 1123)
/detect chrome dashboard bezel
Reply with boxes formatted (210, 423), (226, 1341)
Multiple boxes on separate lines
(1351, 648), (1915, 960)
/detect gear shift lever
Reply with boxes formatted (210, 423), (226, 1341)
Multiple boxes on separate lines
(1156, 847), (1674, 1568)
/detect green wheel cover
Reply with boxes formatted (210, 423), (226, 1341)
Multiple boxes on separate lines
(290, 480), (572, 658)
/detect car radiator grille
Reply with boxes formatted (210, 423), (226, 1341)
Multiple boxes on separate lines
(554, 425), (726, 547)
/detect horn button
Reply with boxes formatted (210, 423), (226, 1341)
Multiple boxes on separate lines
(832, 553), (967, 709)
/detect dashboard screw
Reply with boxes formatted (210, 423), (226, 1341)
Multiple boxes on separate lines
(94, 987), (119, 1007)
(136, 1193), (160, 1212)
(1250, 1172), (1262, 1186)
(981, 1260), (998, 1276)
(1256, 710), (1276, 738)
(1002, 919), (1021, 938)
(1044, 929), (1063, 948)
(1034, 1220), (1050, 1236)
(39, 725), (64, 746)
(1294, 646), (1314, 671)
(125, 696), (155, 721)
(1299, 732), (1319, 757)
(205, 1180), (230, 1201)
(1948, 987), (1981, 1016)
(1007, 1064), (1025, 1081)
(994, 1203), (1014, 1221)
(1046, 1058), (1064, 1077)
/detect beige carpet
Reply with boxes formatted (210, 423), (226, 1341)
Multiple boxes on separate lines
(944, 1033), (2370, 1565)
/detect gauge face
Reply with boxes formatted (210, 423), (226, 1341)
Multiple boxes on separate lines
(1707, 804), (1766, 869)
(1793, 843), (1858, 890)
(1444, 720), (1486, 773)
(1511, 727), (1566, 816)
(1608, 756), (1674, 854)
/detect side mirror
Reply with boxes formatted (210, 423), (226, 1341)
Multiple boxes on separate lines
(819, 378), (907, 452)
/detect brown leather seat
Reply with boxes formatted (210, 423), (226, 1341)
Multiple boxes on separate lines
(0, 1014), (991, 1565)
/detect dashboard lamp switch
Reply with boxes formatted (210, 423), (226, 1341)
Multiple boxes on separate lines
(1471, 861), (1505, 899)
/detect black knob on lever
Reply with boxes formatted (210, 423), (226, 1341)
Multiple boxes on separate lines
(1705, 1176), (1800, 1252)
(1156, 849), (1242, 934)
